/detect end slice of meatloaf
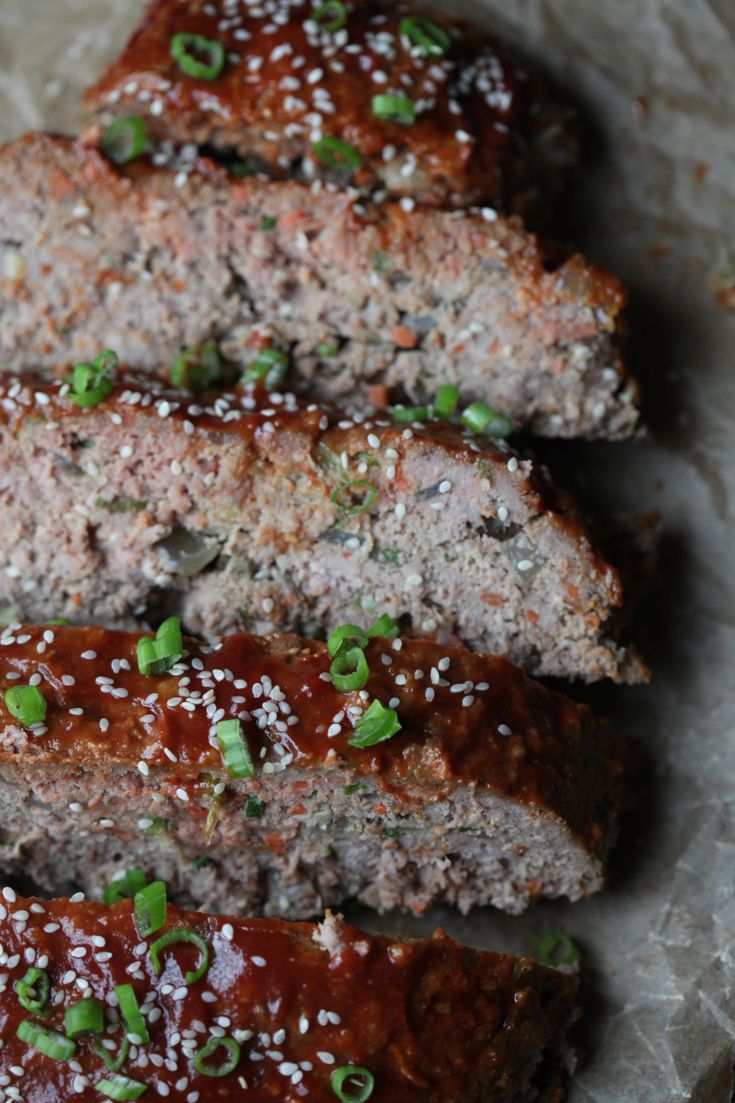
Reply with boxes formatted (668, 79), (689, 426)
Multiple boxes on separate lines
(0, 368), (647, 683)
(0, 133), (639, 440)
(82, 0), (578, 214)
(0, 894), (580, 1103)
(0, 624), (634, 917)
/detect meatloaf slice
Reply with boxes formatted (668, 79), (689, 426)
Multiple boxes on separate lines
(82, 0), (578, 214)
(0, 623), (634, 917)
(0, 893), (579, 1103)
(0, 133), (639, 439)
(0, 368), (646, 683)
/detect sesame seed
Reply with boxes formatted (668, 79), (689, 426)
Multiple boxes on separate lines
(507, 456), (519, 473)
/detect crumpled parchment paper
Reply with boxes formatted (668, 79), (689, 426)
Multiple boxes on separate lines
(1, 1), (734, 1099)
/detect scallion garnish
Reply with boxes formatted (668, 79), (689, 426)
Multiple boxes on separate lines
(312, 136), (363, 170)
(115, 984), (150, 1044)
(537, 932), (580, 967)
(367, 613), (399, 639)
(259, 215), (276, 232)
(101, 117), (147, 166)
(170, 31), (225, 80)
(331, 479), (377, 514)
(390, 404), (430, 424)
(149, 928), (210, 985)
(331, 1066), (376, 1102)
(312, 0), (348, 31)
(216, 718), (255, 779)
(241, 346), (289, 390)
(170, 343), (222, 392)
(136, 616), (184, 676)
(4, 684), (46, 728)
(96, 1073), (148, 1101)
(103, 869), (147, 906)
(327, 623), (369, 658)
(64, 997), (104, 1039)
(193, 1035), (241, 1077)
(92, 1036), (130, 1073)
(399, 15), (451, 56)
(329, 646), (369, 692)
(16, 1019), (76, 1061)
(15, 967), (50, 1013)
(133, 880), (167, 938)
(372, 94), (416, 125)
(348, 700), (401, 748)
(433, 384), (459, 420)
(66, 349), (117, 408)
(461, 401), (514, 438)
(316, 340), (338, 357)
(245, 795), (264, 818)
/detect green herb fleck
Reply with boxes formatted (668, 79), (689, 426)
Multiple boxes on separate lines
(371, 252), (391, 274)
(95, 496), (147, 513)
(343, 782), (366, 795)
(260, 216), (276, 232)
(245, 796), (265, 818)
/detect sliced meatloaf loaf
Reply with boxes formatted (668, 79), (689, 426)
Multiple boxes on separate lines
(0, 368), (646, 682)
(83, 0), (578, 213)
(0, 623), (634, 917)
(0, 893), (579, 1103)
(0, 133), (639, 439)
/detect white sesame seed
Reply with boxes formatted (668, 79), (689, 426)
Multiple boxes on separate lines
(507, 456), (518, 473)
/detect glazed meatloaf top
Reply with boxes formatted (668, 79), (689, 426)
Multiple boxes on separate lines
(83, 0), (577, 211)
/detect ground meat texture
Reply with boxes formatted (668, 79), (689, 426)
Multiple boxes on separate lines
(0, 895), (579, 1103)
(0, 133), (639, 440)
(82, 0), (579, 214)
(0, 370), (647, 683)
(0, 625), (634, 920)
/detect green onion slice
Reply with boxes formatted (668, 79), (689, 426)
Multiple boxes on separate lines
(66, 349), (118, 408)
(312, 0), (348, 31)
(348, 700), (401, 748)
(312, 136), (363, 170)
(149, 928), (210, 985)
(101, 117), (147, 166)
(193, 1035), (241, 1077)
(103, 869), (147, 906)
(216, 718), (255, 779)
(367, 613), (399, 639)
(316, 340), (338, 357)
(245, 795), (264, 818)
(170, 342), (222, 392)
(64, 997), (104, 1039)
(433, 384), (459, 420)
(331, 1066), (376, 1102)
(96, 1073), (148, 1100)
(399, 15), (451, 56)
(133, 880), (167, 938)
(372, 94), (416, 125)
(4, 684), (46, 728)
(15, 967), (50, 1013)
(136, 616), (184, 676)
(329, 646), (369, 692)
(92, 1036), (130, 1073)
(259, 215), (276, 232)
(331, 479), (377, 514)
(537, 932), (580, 967)
(170, 32), (225, 80)
(241, 346), (289, 390)
(391, 404), (429, 424)
(16, 1019), (76, 1061)
(115, 984), (150, 1044)
(327, 623), (369, 658)
(461, 401), (514, 439)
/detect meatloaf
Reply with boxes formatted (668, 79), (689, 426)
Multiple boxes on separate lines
(0, 623), (633, 917)
(0, 367), (647, 682)
(0, 133), (639, 439)
(83, 0), (578, 213)
(0, 893), (579, 1102)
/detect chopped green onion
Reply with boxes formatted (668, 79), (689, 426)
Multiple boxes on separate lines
(141, 815), (169, 835)
(133, 880), (167, 938)
(170, 343), (222, 392)
(101, 117), (147, 166)
(343, 781), (366, 795)
(136, 616), (184, 676)
(15, 967), (50, 1013)
(245, 795), (265, 818)
(92, 1036), (130, 1073)
(96, 1073), (148, 1100)
(66, 349), (117, 408)
(46, 618), (70, 625)
(399, 15), (451, 56)
(64, 997), (104, 1039)
(259, 215), (276, 231)
(330, 646), (369, 692)
(312, 0), (348, 31)
(372, 94), (416, 125)
(216, 718), (254, 779)
(316, 340), (338, 357)
(312, 136), (363, 170)
(115, 984), (150, 1044)
(241, 346), (289, 390)
(348, 700), (401, 748)
(433, 384), (459, 420)
(331, 1066), (375, 1102)
(193, 1035), (241, 1077)
(391, 404), (429, 423)
(104, 870), (147, 906)
(16, 1019), (76, 1061)
(367, 613), (399, 639)
(537, 932), (580, 967)
(170, 31), (225, 80)
(331, 479), (377, 514)
(149, 928), (210, 985)
(4, 684), (46, 728)
(461, 401), (514, 438)
(327, 623), (369, 658)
